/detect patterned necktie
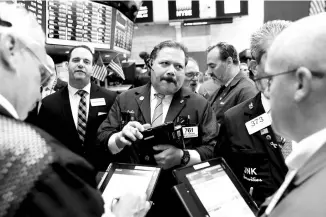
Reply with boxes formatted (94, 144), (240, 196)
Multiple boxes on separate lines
(76, 90), (88, 144)
(151, 93), (165, 127)
(275, 134), (292, 159)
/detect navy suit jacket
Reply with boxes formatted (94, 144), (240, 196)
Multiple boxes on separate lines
(37, 83), (117, 171)
(215, 93), (288, 206)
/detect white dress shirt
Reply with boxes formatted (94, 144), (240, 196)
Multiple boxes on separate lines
(68, 83), (91, 129)
(0, 94), (19, 119)
(108, 85), (201, 166)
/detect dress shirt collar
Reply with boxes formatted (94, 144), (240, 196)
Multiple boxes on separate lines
(0, 94), (19, 119)
(261, 93), (270, 113)
(68, 82), (91, 96)
(225, 71), (239, 87)
(286, 128), (326, 170)
(150, 85), (173, 102)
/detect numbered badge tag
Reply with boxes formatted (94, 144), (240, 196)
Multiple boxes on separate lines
(245, 113), (272, 135)
(182, 126), (198, 138)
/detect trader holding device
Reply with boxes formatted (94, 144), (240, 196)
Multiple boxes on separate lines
(97, 40), (218, 217)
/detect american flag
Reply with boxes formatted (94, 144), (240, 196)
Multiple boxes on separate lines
(92, 55), (107, 81)
(309, 0), (326, 15)
(108, 54), (125, 80)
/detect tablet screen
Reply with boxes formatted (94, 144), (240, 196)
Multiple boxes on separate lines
(101, 166), (158, 202)
(186, 164), (255, 217)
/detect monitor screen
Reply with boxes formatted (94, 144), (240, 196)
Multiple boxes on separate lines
(186, 164), (255, 217)
(113, 10), (134, 55)
(45, 0), (112, 49)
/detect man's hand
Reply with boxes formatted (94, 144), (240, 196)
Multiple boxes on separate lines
(115, 121), (151, 149)
(153, 145), (183, 170)
(111, 193), (152, 217)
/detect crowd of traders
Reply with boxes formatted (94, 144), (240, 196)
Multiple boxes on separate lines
(1, 2), (326, 217)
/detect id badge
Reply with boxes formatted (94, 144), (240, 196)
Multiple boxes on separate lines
(245, 113), (272, 135)
(182, 126), (198, 138)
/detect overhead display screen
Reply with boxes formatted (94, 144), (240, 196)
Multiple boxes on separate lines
(17, 0), (46, 32)
(45, 0), (112, 49)
(168, 0), (200, 20)
(135, 1), (153, 23)
(113, 10), (134, 55)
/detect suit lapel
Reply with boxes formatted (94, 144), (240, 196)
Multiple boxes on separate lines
(86, 83), (100, 129)
(165, 88), (190, 123)
(61, 86), (79, 139)
(135, 83), (151, 124)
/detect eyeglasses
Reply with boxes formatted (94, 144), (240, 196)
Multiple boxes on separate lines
(185, 71), (200, 79)
(0, 17), (53, 86)
(254, 68), (325, 92)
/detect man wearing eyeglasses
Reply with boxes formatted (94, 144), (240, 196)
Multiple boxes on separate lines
(214, 20), (291, 207)
(207, 42), (257, 126)
(256, 13), (326, 217)
(182, 57), (200, 93)
(0, 3), (152, 217)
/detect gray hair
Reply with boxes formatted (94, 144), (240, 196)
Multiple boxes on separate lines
(250, 20), (291, 64)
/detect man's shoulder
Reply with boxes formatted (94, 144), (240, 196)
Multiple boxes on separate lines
(225, 95), (256, 118)
(118, 85), (146, 99)
(188, 91), (209, 105)
(42, 86), (66, 104)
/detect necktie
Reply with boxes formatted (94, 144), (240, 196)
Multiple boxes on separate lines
(275, 134), (292, 159)
(76, 90), (88, 144)
(151, 93), (165, 127)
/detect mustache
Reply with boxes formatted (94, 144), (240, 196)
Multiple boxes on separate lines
(160, 76), (177, 84)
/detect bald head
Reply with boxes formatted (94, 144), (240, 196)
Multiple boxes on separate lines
(265, 13), (326, 142)
(266, 13), (326, 74)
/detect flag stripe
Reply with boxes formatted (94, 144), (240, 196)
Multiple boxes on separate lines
(309, 0), (326, 15)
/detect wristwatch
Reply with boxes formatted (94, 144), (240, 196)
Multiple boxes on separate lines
(180, 150), (190, 166)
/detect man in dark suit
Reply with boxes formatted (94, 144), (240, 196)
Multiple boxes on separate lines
(38, 45), (117, 171)
(256, 13), (326, 217)
(214, 20), (292, 206)
(207, 42), (258, 126)
(97, 40), (218, 217)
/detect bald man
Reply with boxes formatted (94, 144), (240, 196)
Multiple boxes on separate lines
(183, 57), (200, 92)
(257, 13), (326, 217)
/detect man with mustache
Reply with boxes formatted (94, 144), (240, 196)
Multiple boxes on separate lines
(38, 45), (117, 171)
(207, 42), (257, 126)
(97, 40), (218, 217)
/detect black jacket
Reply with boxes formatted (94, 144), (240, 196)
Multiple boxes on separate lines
(37, 83), (117, 171)
(215, 94), (288, 206)
(0, 104), (104, 217)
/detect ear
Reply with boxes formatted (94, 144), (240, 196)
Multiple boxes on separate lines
(294, 67), (312, 102)
(249, 60), (258, 76)
(226, 56), (233, 67)
(0, 33), (17, 71)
